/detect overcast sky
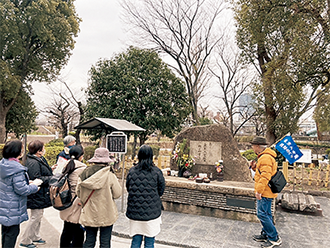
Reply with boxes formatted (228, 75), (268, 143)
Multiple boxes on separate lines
(32, 0), (128, 110)
(33, 0), (239, 117)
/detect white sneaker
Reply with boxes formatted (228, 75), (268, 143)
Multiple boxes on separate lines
(261, 237), (282, 247)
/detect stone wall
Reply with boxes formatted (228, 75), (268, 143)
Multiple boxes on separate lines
(161, 177), (259, 222)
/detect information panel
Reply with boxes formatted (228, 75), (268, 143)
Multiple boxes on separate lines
(106, 132), (127, 154)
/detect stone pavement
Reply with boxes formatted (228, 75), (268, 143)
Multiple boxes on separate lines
(11, 195), (330, 248)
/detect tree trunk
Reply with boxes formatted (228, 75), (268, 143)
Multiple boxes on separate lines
(0, 112), (7, 143)
(0, 91), (18, 143)
(75, 102), (84, 145)
(139, 134), (147, 146)
(264, 88), (277, 144)
(75, 128), (81, 145)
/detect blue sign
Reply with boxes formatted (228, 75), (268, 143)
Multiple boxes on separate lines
(275, 136), (303, 164)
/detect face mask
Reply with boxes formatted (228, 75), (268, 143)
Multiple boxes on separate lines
(68, 145), (74, 149)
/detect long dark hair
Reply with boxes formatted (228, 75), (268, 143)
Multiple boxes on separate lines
(62, 145), (84, 175)
(137, 145), (154, 170)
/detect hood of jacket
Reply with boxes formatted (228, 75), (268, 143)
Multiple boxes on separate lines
(72, 160), (87, 170)
(79, 166), (111, 190)
(0, 158), (27, 179)
(258, 147), (277, 159)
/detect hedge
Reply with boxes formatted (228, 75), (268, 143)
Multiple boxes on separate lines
(0, 144), (4, 160)
(241, 149), (257, 161)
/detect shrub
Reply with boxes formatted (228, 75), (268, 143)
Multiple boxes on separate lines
(241, 149), (257, 161)
(69, 131), (76, 136)
(44, 146), (63, 165)
(149, 144), (160, 158)
(326, 148), (330, 156)
(0, 144), (4, 160)
(84, 145), (98, 161)
(46, 139), (64, 147)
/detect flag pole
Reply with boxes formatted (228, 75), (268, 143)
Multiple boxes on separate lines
(270, 132), (291, 148)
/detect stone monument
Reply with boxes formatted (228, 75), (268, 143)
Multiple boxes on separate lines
(171, 124), (252, 182)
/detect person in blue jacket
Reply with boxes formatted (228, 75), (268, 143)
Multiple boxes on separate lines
(0, 140), (41, 248)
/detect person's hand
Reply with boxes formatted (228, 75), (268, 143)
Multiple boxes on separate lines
(250, 160), (256, 171)
(255, 192), (262, 200)
(51, 164), (58, 171)
(31, 178), (43, 186)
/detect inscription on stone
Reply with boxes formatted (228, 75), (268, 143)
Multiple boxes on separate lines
(190, 141), (222, 165)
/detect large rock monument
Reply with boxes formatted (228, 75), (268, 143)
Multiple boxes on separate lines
(171, 124), (252, 182)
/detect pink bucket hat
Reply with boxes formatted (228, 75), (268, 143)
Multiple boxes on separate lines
(88, 148), (111, 163)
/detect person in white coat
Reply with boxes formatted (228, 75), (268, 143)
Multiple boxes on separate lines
(77, 148), (122, 248)
(59, 145), (87, 248)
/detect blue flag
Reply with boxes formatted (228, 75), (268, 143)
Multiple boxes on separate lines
(275, 135), (303, 164)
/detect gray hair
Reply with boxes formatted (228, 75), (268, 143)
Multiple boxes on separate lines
(63, 135), (76, 146)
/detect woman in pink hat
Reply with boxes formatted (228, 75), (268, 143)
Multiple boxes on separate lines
(77, 148), (122, 248)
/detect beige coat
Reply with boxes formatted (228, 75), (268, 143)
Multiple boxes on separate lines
(77, 166), (122, 227)
(59, 160), (87, 224)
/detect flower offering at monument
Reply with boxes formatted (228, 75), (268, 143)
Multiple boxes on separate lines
(172, 139), (196, 170)
(215, 160), (223, 173)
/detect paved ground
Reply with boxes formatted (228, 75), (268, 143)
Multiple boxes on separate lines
(8, 195), (330, 248)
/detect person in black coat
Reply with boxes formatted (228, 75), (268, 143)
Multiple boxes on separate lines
(126, 145), (165, 248)
(20, 140), (53, 248)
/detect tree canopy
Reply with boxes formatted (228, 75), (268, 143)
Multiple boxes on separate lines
(6, 89), (38, 138)
(0, 0), (80, 142)
(314, 86), (330, 136)
(234, 0), (330, 143)
(84, 46), (191, 144)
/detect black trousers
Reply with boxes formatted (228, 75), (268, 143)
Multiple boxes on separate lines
(83, 225), (113, 248)
(60, 221), (85, 248)
(1, 224), (20, 248)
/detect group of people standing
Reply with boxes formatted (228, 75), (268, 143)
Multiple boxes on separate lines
(0, 135), (165, 248)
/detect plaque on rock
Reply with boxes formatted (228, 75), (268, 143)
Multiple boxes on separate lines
(190, 141), (222, 165)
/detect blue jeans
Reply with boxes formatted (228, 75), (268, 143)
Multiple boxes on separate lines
(83, 225), (113, 248)
(257, 197), (278, 241)
(131, 235), (155, 248)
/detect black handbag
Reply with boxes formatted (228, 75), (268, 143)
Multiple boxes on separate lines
(258, 168), (287, 193)
(268, 170), (287, 193)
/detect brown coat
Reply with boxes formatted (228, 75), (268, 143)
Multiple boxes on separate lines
(59, 160), (87, 224)
(254, 148), (278, 198)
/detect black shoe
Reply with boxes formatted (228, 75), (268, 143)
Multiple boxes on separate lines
(253, 233), (267, 242)
(261, 237), (282, 247)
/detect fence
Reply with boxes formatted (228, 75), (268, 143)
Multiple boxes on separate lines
(281, 161), (330, 191)
(120, 155), (171, 173)
(121, 156), (330, 191)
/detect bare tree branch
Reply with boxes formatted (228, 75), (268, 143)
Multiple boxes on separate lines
(122, 0), (227, 123)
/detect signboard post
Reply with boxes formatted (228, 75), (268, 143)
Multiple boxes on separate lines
(106, 132), (127, 212)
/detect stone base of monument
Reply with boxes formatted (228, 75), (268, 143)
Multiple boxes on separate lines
(161, 177), (259, 222)
(278, 192), (322, 216)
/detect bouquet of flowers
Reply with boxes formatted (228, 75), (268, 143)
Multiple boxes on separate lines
(215, 160), (223, 173)
(172, 139), (196, 170)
